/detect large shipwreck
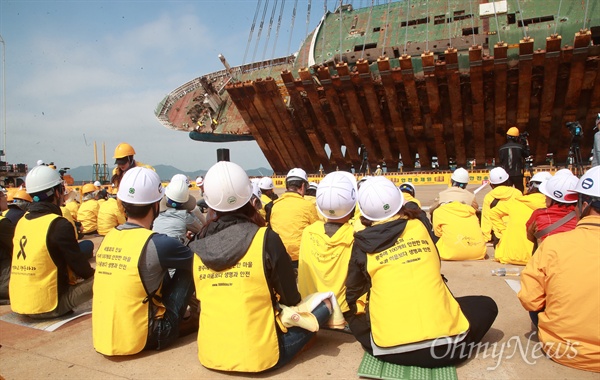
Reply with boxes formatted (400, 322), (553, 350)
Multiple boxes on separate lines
(155, 0), (600, 174)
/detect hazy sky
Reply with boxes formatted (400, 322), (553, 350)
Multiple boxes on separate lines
(0, 0), (341, 172)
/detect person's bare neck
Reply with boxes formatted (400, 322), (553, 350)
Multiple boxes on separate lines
(126, 212), (154, 229)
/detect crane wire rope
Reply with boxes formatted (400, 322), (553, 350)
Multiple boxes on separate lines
(251, 0), (270, 66)
(242, 0), (263, 68)
(403, 0), (411, 55)
(381, 0), (392, 57)
(360, 0), (375, 60)
(261, 0), (279, 62)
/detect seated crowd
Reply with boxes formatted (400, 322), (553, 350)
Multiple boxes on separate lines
(0, 143), (598, 373)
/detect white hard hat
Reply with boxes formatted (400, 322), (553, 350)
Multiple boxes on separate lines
(94, 181), (102, 187)
(358, 176), (403, 221)
(286, 168), (308, 182)
(171, 174), (191, 188)
(308, 182), (318, 191)
(451, 167), (469, 184)
(530, 171), (552, 183)
(316, 172), (357, 220)
(565, 166), (600, 202)
(165, 179), (190, 204)
(489, 167), (509, 185)
(377, 165), (381, 168)
(117, 167), (164, 205)
(36, 159), (45, 166)
(259, 176), (274, 190)
(25, 165), (62, 195)
(195, 176), (204, 186)
(398, 182), (415, 197)
(251, 180), (262, 199)
(539, 173), (578, 203)
(553, 168), (573, 177)
(203, 161), (253, 212)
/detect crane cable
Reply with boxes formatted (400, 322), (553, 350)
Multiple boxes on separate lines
(381, 0), (392, 57)
(403, 0), (410, 55)
(261, 0), (279, 62)
(360, 0), (375, 60)
(251, 0), (270, 65)
(242, 0), (263, 67)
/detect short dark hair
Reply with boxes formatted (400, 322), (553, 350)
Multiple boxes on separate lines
(286, 179), (306, 192)
(121, 201), (153, 218)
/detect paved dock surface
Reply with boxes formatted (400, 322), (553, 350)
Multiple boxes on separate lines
(1, 184), (598, 379)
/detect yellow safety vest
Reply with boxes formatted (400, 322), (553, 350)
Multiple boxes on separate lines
(92, 228), (160, 356)
(298, 221), (354, 313)
(366, 219), (470, 348)
(10, 213), (60, 314)
(194, 227), (279, 372)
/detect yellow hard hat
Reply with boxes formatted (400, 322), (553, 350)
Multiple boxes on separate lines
(113, 143), (136, 159)
(82, 183), (97, 194)
(14, 189), (33, 202)
(506, 127), (520, 137)
(6, 188), (17, 202)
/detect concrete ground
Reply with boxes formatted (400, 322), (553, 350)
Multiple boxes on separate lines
(1, 184), (598, 379)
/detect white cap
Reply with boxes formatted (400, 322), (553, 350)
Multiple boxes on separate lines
(203, 161), (253, 212)
(25, 165), (62, 195)
(358, 177), (403, 221)
(94, 181), (102, 187)
(553, 168), (573, 177)
(259, 176), (274, 190)
(117, 167), (164, 205)
(286, 168), (308, 182)
(316, 172), (357, 220)
(165, 179), (190, 204)
(489, 167), (509, 185)
(530, 171), (552, 183)
(565, 166), (600, 202)
(171, 174), (191, 188)
(251, 181), (262, 199)
(195, 176), (204, 186)
(539, 173), (578, 203)
(36, 159), (45, 166)
(451, 167), (469, 184)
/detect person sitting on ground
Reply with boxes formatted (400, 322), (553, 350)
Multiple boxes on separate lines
(488, 171), (548, 265)
(63, 187), (80, 221)
(259, 176), (278, 202)
(518, 166), (600, 372)
(346, 176), (498, 368)
(4, 189), (32, 225)
(298, 172), (357, 326)
(111, 142), (155, 189)
(77, 183), (100, 235)
(9, 165), (94, 319)
(97, 187), (126, 236)
(429, 168), (478, 220)
(0, 190), (14, 302)
(398, 182), (421, 208)
(92, 167), (196, 356)
(480, 167), (522, 245)
(526, 171), (578, 249)
(153, 177), (203, 243)
(268, 168), (319, 266)
(432, 198), (486, 261)
(188, 161), (332, 372)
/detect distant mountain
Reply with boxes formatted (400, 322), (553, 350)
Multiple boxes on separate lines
(66, 164), (273, 183)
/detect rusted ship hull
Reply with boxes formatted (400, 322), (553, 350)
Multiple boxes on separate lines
(156, 1), (600, 174)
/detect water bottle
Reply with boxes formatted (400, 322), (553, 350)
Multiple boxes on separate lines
(491, 267), (522, 276)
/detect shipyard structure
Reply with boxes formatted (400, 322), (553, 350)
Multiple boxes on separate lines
(155, 0), (600, 174)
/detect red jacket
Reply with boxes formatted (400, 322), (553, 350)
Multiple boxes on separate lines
(526, 203), (577, 243)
